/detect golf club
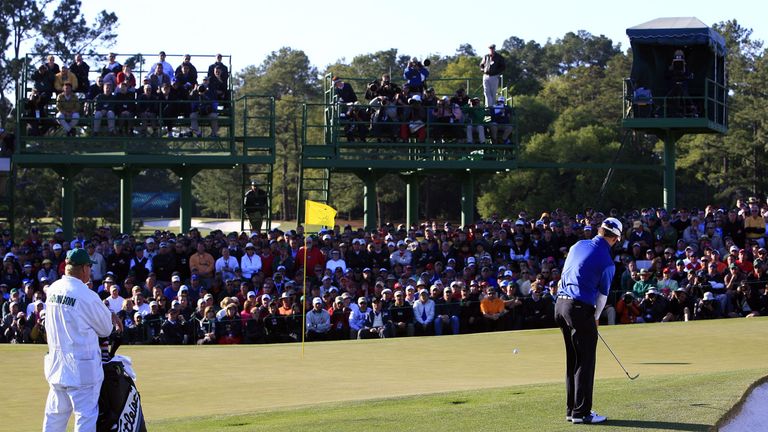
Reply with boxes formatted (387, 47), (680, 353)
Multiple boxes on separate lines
(598, 332), (639, 380)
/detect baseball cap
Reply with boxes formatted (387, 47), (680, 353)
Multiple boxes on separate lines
(66, 248), (96, 265)
(52, 243), (62, 251)
(171, 275), (181, 283)
(600, 217), (623, 239)
(312, 297), (323, 305)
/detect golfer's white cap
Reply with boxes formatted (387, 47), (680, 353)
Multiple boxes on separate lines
(600, 217), (623, 239)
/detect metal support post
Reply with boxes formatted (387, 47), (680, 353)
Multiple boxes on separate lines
(461, 173), (475, 227)
(663, 133), (677, 210)
(405, 175), (420, 228)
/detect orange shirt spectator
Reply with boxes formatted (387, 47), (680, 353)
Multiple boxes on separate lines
(190, 243), (215, 278)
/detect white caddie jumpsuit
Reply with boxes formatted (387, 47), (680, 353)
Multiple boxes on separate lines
(43, 275), (113, 432)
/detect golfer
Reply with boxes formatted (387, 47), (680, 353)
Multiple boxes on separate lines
(555, 217), (622, 424)
(43, 248), (117, 431)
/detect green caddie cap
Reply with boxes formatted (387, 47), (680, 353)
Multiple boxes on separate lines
(66, 248), (96, 266)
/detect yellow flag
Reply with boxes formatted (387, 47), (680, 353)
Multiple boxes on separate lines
(304, 200), (337, 227)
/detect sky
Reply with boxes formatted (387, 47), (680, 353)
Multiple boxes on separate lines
(63, 0), (768, 76)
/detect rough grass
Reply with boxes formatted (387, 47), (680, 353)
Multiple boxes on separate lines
(2, 317), (765, 432)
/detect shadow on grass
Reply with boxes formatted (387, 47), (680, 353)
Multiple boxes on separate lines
(637, 362), (692, 365)
(608, 419), (709, 431)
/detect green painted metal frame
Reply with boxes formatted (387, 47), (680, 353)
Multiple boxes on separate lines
(13, 53), (276, 234)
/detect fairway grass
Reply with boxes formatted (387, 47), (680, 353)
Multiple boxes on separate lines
(2, 317), (766, 431)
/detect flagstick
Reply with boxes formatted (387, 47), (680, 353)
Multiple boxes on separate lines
(301, 241), (308, 359)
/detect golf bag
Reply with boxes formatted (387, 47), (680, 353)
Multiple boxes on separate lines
(97, 336), (147, 432)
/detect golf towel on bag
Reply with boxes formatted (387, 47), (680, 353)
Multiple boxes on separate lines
(97, 355), (146, 432)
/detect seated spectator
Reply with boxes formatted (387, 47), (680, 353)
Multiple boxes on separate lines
(399, 94), (427, 142)
(189, 85), (219, 138)
(450, 88), (470, 107)
(615, 291), (641, 324)
(434, 287), (460, 335)
(347, 296), (369, 339)
(92, 82), (116, 135)
(488, 96), (514, 144)
(115, 64), (137, 92)
(113, 82), (136, 136)
(369, 96), (398, 140)
(430, 96), (463, 141)
(55, 83), (80, 137)
(412, 288), (435, 335)
(480, 286), (506, 331)
(522, 282), (554, 329)
(53, 65), (79, 95)
(160, 307), (187, 344)
(663, 287), (695, 321)
(136, 84), (160, 136)
(31, 63), (55, 101)
(464, 97), (487, 144)
(359, 297), (392, 339)
(638, 288), (668, 323)
(305, 297), (332, 341)
(694, 291), (722, 319)
(148, 63), (172, 94)
(69, 53), (90, 93)
(87, 76), (104, 102)
(216, 303), (243, 344)
(24, 89), (53, 136)
(157, 82), (180, 137)
(632, 268), (656, 298)
(196, 305), (217, 344)
(332, 76), (358, 104)
(174, 63), (197, 89)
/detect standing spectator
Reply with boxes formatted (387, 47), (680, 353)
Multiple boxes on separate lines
(480, 44), (505, 107)
(69, 54), (90, 93)
(55, 83), (80, 136)
(296, 237), (326, 274)
(115, 64), (137, 92)
(240, 243), (262, 280)
(331, 76), (358, 104)
(156, 51), (174, 78)
(32, 63), (55, 101)
(243, 181), (268, 234)
(403, 57), (429, 94)
(101, 53), (122, 77)
(129, 245), (152, 283)
(176, 54), (198, 83)
(207, 54), (229, 85)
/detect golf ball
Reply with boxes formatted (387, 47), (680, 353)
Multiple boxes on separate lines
(513, 348), (519, 354)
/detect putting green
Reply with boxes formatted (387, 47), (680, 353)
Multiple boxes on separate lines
(1, 317), (765, 431)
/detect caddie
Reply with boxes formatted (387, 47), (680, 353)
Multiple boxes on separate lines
(43, 248), (117, 431)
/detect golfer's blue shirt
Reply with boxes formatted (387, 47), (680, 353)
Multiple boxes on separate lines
(559, 236), (615, 306)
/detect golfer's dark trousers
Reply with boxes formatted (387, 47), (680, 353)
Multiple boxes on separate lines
(554, 296), (598, 418)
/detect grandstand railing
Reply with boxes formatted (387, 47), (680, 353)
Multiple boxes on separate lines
(14, 53), (279, 159)
(622, 77), (728, 132)
(301, 101), (517, 170)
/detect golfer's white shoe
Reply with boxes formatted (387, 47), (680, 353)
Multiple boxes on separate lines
(571, 412), (607, 424)
(567, 411), (596, 422)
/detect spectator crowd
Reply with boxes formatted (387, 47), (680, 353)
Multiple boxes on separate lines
(331, 54), (514, 145)
(3, 197), (768, 345)
(25, 52), (230, 139)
